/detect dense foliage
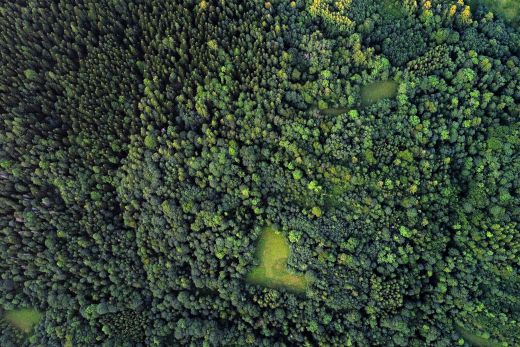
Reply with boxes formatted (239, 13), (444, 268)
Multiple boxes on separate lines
(1, 0), (519, 346)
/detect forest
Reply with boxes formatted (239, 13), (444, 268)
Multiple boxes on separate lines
(0, 0), (519, 346)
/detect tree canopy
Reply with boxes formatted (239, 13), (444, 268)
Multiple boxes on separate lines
(1, 0), (519, 346)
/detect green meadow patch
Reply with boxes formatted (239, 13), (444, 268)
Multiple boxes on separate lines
(319, 80), (398, 115)
(5, 308), (42, 334)
(320, 107), (350, 116)
(247, 226), (309, 293)
(360, 80), (398, 106)
(470, 0), (520, 26)
(381, 0), (408, 19)
(455, 322), (508, 347)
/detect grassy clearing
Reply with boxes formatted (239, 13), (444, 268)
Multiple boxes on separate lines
(382, 0), (408, 19)
(246, 226), (308, 293)
(320, 107), (350, 116)
(5, 308), (41, 333)
(319, 80), (398, 115)
(470, 0), (520, 26)
(456, 322), (507, 347)
(360, 80), (398, 106)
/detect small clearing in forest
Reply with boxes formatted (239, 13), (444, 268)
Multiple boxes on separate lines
(5, 308), (41, 334)
(247, 226), (308, 293)
(360, 80), (398, 106)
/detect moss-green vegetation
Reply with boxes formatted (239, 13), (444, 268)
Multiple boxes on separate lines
(360, 80), (399, 106)
(5, 308), (41, 334)
(471, 0), (520, 26)
(320, 107), (350, 116)
(247, 226), (308, 293)
(381, 0), (408, 19)
(456, 323), (507, 347)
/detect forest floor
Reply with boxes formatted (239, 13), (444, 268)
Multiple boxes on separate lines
(360, 80), (398, 106)
(5, 308), (41, 333)
(319, 79), (398, 116)
(246, 226), (308, 293)
(456, 322), (506, 347)
(470, 0), (520, 26)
